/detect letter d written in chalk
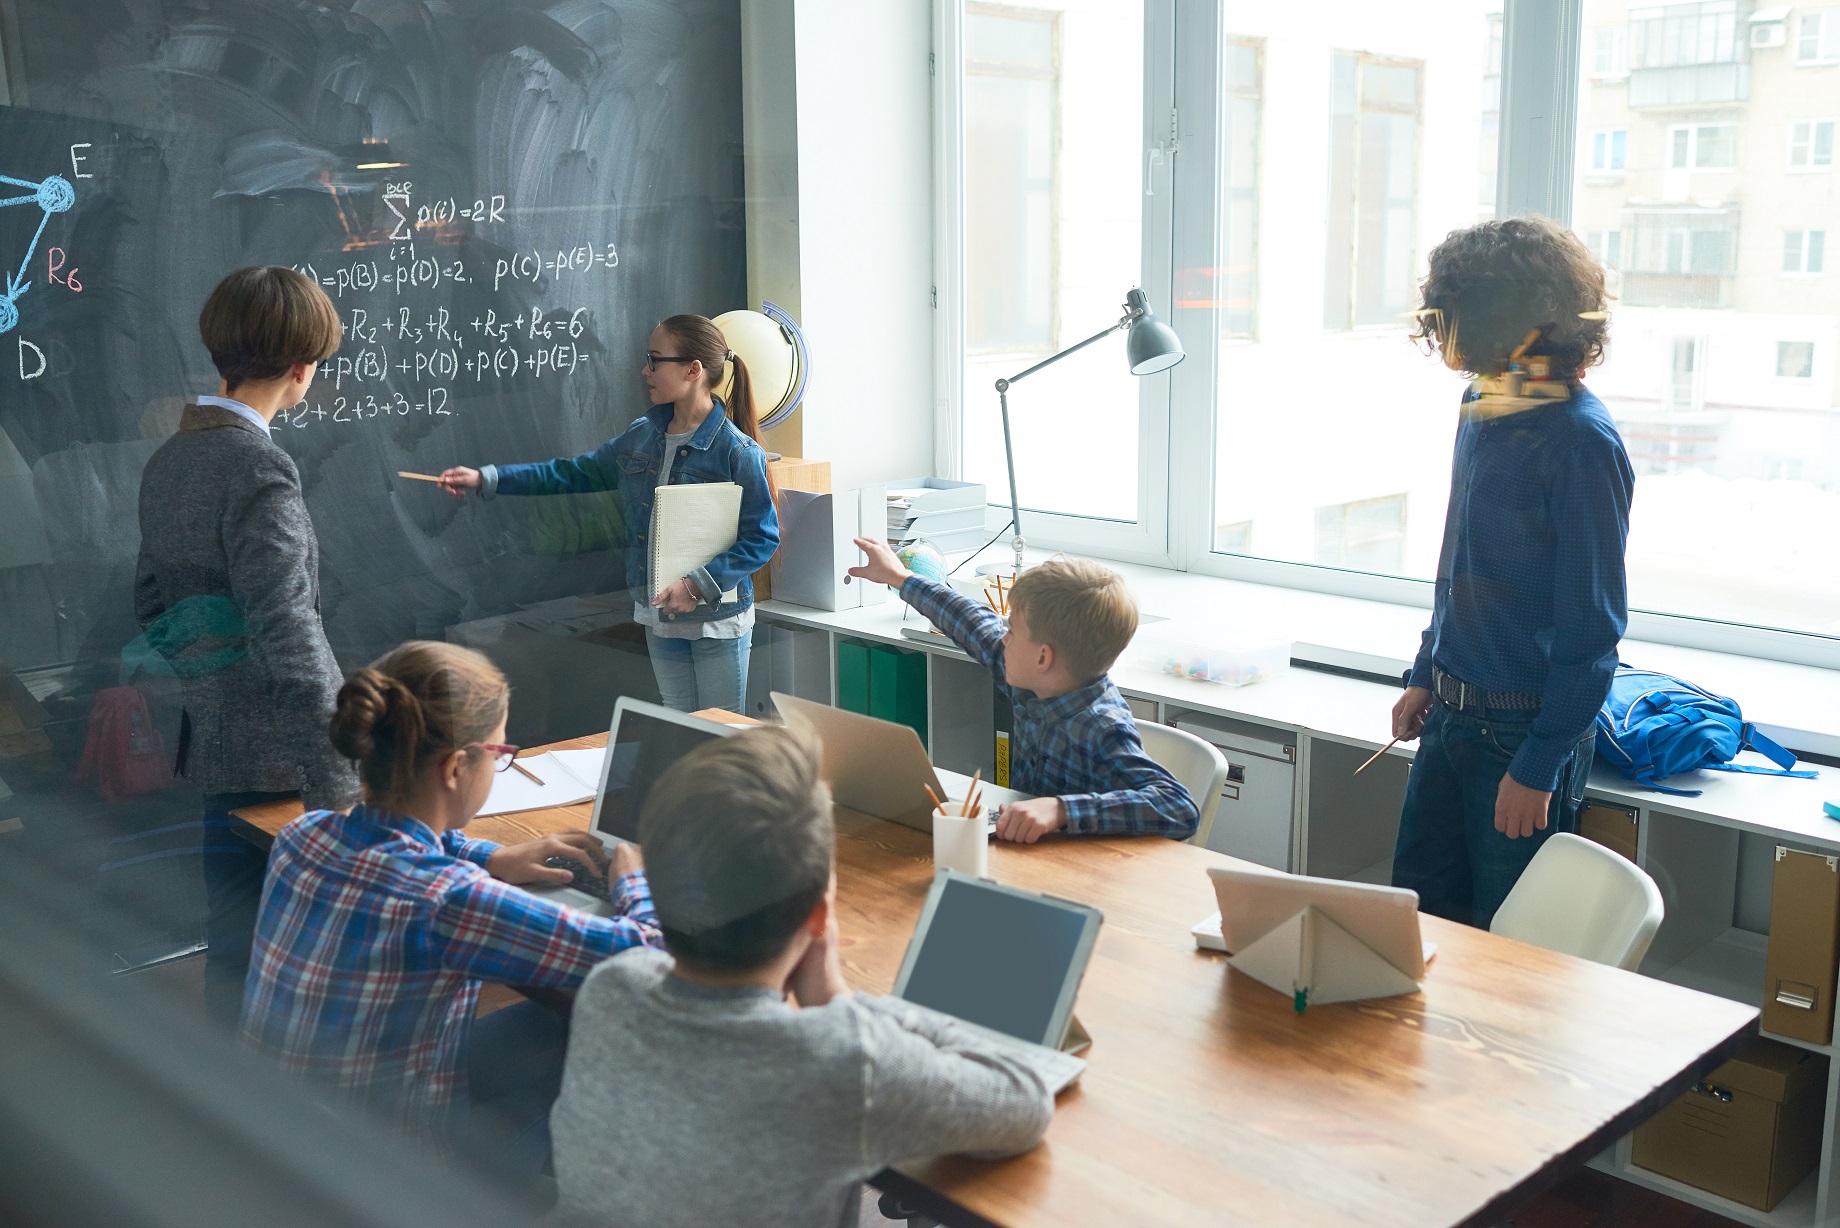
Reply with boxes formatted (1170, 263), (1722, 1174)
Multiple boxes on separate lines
(19, 337), (45, 380)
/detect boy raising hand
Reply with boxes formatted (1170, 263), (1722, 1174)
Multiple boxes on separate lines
(850, 543), (1197, 842)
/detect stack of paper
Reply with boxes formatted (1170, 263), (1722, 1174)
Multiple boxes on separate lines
(478, 747), (609, 817)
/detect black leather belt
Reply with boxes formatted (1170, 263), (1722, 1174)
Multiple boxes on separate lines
(1432, 666), (1540, 715)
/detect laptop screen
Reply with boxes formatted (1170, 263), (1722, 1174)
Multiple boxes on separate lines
(594, 710), (724, 843)
(899, 876), (1093, 1045)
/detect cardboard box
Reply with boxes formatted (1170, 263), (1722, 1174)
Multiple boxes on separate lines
(1763, 847), (1840, 1044)
(1578, 802), (1639, 864)
(753, 458), (831, 602)
(1632, 1037), (1826, 1211)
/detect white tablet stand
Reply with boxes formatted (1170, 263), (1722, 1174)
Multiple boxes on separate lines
(1227, 905), (1421, 1011)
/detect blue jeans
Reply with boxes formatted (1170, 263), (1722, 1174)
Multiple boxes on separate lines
(202, 789), (293, 1030)
(645, 628), (751, 714)
(457, 999), (571, 1189)
(1391, 702), (1595, 930)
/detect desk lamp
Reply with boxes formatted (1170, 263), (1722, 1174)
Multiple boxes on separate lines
(987, 287), (1184, 578)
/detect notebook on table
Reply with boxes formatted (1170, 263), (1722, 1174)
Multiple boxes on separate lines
(649, 482), (743, 604)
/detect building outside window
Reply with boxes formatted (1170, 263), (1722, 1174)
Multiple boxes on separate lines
(1789, 118), (1835, 167)
(1575, 0), (1840, 636)
(1323, 53), (1424, 330)
(1314, 495), (1408, 572)
(1220, 40), (1262, 339)
(959, 1), (1145, 526)
(1594, 25), (1629, 75)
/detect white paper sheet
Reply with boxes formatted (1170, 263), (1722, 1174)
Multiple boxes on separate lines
(478, 750), (602, 816)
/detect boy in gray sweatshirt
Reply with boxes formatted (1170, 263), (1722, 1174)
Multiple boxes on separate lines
(548, 726), (1063, 1228)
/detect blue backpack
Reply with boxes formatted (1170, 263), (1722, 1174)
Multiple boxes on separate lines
(1596, 665), (1815, 796)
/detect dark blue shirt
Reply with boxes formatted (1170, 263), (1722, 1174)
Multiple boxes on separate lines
(1408, 386), (1634, 793)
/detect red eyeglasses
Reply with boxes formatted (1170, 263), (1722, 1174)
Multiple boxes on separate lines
(467, 743), (521, 772)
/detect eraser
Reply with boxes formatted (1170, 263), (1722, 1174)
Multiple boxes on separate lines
(1825, 800), (1840, 821)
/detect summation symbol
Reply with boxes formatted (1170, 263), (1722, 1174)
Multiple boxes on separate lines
(0, 172), (75, 334)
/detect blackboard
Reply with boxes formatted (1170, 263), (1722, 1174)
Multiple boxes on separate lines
(0, 0), (746, 685)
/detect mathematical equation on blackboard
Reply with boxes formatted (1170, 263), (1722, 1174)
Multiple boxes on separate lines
(7, 165), (620, 430)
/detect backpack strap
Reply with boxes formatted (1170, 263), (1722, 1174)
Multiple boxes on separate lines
(1744, 725), (1803, 772)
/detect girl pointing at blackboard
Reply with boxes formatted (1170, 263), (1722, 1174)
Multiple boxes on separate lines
(442, 316), (778, 715)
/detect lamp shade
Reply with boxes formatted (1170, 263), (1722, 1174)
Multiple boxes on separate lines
(1123, 289), (1185, 375)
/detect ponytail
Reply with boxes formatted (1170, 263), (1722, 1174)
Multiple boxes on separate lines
(327, 641), (509, 812)
(658, 314), (778, 502)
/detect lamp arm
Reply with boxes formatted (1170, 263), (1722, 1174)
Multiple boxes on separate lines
(988, 310), (1137, 579)
(997, 318), (1131, 389)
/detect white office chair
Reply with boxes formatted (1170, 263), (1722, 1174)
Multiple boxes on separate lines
(1490, 832), (1665, 971)
(1136, 722), (1231, 848)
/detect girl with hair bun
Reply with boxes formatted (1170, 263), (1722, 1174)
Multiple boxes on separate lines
(240, 640), (659, 1181)
(441, 314), (779, 714)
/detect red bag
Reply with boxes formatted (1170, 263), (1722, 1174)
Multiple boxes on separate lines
(74, 686), (175, 802)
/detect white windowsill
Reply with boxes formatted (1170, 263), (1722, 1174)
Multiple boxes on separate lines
(891, 542), (1840, 759)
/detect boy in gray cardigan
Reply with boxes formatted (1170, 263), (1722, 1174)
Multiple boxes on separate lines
(548, 727), (1062, 1228)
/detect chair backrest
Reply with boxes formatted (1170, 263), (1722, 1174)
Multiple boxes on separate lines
(1136, 722), (1231, 848)
(1490, 833), (1665, 971)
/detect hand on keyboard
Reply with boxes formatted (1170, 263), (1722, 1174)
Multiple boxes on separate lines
(542, 855), (611, 901)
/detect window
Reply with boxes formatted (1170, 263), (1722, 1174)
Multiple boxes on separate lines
(1631, 1), (1740, 66)
(1481, 13), (1503, 215)
(1593, 26), (1628, 76)
(1220, 41), (1262, 339)
(1789, 119), (1836, 168)
(965, 7), (1058, 354)
(1591, 128), (1628, 171)
(1584, 228), (1624, 268)
(1314, 495), (1408, 572)
(1323, 54), (1423, 330)
(1575, 0), (1840, 643)
(1669, 123), (1737, 168)
(1215, 521), (1253, 555)
(1783, 228), (1826, 274)
(957, 1), (1148, 529)
(1777, 340), (1815, 378)
(1797, 9), (1840, 63)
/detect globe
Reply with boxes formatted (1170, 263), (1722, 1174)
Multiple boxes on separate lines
(713, 307), (805, 429)
(896, 542), (947, 585)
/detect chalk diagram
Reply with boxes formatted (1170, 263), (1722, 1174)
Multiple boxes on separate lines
(0, 172), (74, 334)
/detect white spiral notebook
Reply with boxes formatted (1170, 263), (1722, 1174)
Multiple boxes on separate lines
(648, 482), (743, 604)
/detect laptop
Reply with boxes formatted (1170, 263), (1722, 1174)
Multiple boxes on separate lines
(892, 870), (1103, 1092)
(771, 691), (1029, 832)
(524, 698), (734, 916)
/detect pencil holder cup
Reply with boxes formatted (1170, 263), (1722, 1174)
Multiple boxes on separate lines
(932, 813), (988, 878)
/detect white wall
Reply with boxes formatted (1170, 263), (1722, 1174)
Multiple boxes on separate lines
(742, 0), (936, 489)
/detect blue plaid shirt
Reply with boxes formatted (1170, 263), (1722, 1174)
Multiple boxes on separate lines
(901, 578), (1198, 839)
(240, 804), (659, 1144)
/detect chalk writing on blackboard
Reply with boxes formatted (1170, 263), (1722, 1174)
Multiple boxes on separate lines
(0, 171), (73, 334)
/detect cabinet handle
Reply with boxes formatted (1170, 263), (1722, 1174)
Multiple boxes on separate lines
(1774, 981), (1818, 1011)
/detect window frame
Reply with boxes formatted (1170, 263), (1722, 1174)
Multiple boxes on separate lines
(1668, 122), (1739, 169)
(1788, 118), (1837, 170)
(1797, 9), (1840, 64)
(934, 0), (1840, 669)
(1589, 126), (1627, 171)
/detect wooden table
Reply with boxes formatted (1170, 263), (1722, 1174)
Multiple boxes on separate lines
(233, 729), (1758, 1228)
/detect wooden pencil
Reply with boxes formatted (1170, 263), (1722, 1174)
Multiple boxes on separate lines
(1354, 738), (1399, 775)
(924, 783), (947, 814)
(960, 769), (981, 816)
(398, 470), (447, 483)
(512, 758), (545, 785)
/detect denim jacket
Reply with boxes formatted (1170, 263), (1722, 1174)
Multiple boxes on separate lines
(480, 399), (779, 624)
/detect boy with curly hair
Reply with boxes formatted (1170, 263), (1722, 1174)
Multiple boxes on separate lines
(1389, 215), (1634, 928)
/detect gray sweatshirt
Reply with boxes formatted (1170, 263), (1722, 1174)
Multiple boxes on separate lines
(549, 947), (1058, 1228)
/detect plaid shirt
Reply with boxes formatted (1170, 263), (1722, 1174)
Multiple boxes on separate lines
(240, 804), (658, 1144)
(901, 577), (1198, 839)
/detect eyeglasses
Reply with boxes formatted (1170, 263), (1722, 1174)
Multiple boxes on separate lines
(467, 742), (521, 772)
(644, 352), (697, 372)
